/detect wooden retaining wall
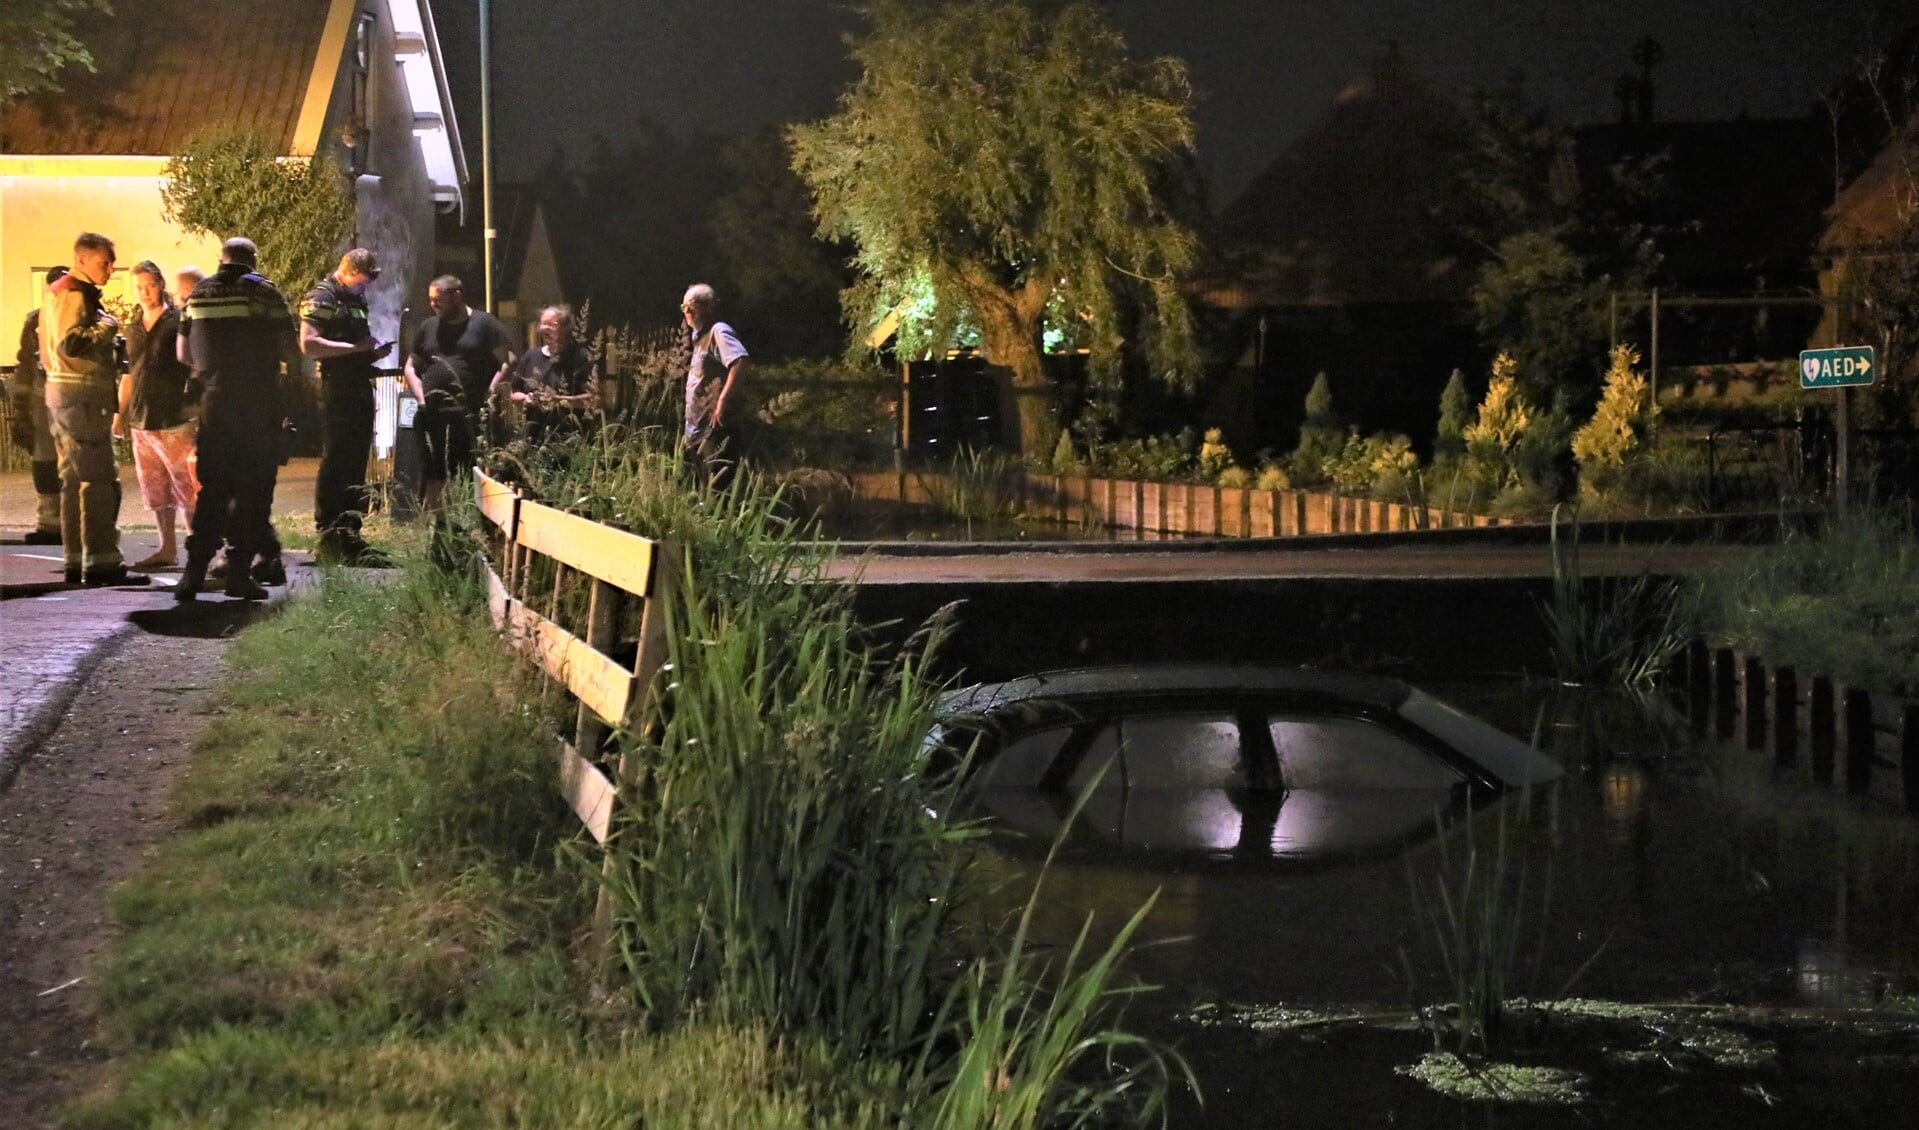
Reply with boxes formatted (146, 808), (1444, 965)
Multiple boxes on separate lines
(845, 470), (1500, 537)
(1673, 638), (1919, 815)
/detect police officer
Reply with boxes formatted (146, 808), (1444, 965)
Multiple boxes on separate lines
(175, 237), (300, 602)
(300, 248), (392, 563)
(9, 267), (67, 545)
(40, 233), (144, 585)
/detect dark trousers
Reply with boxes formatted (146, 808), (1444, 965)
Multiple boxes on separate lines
(316, 377), (374, 536)
(46, 384), (123, 571)
(187, 387), (279, 568)
(690, 420), (751, 492)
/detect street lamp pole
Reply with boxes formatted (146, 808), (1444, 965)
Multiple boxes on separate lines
(479, 0), (495, 313)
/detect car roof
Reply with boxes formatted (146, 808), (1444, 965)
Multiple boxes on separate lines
(939, 664), (1414, 717)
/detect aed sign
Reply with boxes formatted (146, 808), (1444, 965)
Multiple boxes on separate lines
(1800, 345), (1876, 390)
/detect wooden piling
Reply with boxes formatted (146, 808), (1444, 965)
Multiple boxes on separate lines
(1809, 677), (1836, 785)
(1741, 654), (1767, 751)
(1713, 647), (1737, 740)
(1772, 666), (1798, 768)
(1843, 687), (1874, 797)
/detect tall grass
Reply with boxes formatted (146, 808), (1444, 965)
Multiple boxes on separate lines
(1540, 506), (1698, 688)
(1399, 791), (1587, 1061)
(1696, 506), (1919, 692)
(497, 433), (1177, 1125)
(928, 447), (1026, 533)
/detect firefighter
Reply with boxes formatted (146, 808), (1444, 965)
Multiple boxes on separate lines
(8, 267), (66, 544)
(40, 233), (143, 585)
(300, 247), (392, 563)
(175, 237), (300, 602)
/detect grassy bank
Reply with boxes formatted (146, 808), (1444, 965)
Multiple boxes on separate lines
(1697, 508), (1919, 693)
(74, 561), (898, 1127)
(78, 434), (1171, 1126)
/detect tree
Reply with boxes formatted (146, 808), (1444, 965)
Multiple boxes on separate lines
(790, 0), (1200, 455)
(709, 130), (849, 359)
(1434, 368), (1471, 464)
(160, 130), (354, 301)
(0, 0), (110, 100)
(1451, 86), (1661, 408)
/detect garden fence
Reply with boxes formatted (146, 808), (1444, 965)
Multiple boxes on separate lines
(471, 469), (674, 845)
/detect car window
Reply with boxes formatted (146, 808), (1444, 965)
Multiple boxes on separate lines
(1116, 712), (1245, 790)
(974, 723), (1078, 789)
(1268, 715), (1464, 790)
(1063, 723), (1124, 795)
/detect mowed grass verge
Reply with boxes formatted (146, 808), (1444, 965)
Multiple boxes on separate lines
(70, 563), (891, 1129)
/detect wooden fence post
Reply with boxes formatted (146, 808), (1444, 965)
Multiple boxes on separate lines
(1843, 687), (1874, 797)
(1741, 654), (1767, 751)
(1809, 677), (1836, 785)
(1903, 703), (1919, 816)
(1773, 666), (1798, 768)
(1713, 647), (1737, 740)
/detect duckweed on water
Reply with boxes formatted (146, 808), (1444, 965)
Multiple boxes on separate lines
(1395, 1052), (1589, 1105)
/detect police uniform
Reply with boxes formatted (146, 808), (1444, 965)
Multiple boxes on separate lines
(301, 274), (376, 547)
(38, 271), (126, 579)
(178, 261), (299, 597)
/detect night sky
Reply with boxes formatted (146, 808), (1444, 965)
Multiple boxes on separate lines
(430, 0), (1902, 203)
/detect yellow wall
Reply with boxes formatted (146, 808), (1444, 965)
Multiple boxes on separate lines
(1, 171), (225, 339)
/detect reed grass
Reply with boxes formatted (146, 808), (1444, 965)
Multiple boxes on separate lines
(495, 433), (1177, 1125)
(1541, 506), (1698, 688)
(1696, 506), (1919, 692)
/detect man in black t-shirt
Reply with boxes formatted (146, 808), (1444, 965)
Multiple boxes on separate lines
(501, 304), (598, 443)
(403, 274), (511, 513)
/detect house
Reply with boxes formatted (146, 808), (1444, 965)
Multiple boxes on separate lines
(0, 0), (466, 371)
(436, 183), (568, 347)
(1196, 45), (1480, 454)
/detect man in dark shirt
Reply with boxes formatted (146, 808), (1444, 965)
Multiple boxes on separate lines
(300, 248), (392, 563)
(403, 274), (511, 513)
(500, 304), (598, 443)
(175, 237), (300, 602)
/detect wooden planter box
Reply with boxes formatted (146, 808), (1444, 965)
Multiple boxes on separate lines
(1191, 486), (1220, 535)
(1219, 487), (1249, 537)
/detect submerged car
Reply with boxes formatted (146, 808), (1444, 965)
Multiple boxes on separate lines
(932, 665), (1564, 862)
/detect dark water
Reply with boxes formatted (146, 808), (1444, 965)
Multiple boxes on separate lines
(973, 679), (1919, 1127)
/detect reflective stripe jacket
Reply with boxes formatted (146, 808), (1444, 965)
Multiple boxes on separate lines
(180, 263), (300, 389)
(38, 273), (117, 392)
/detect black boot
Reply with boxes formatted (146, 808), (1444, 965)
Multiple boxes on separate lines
(224, 571), (270, 601)
(177, 558), (208, 602)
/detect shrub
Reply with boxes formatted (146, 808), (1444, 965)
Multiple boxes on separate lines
(1573, 344), (1654, 497)
(1463, 353), (1532, 492)
(1197, 427), (1235, 481)
(1435, 368), (1471, 466)
(1255, 463), (1292, 491)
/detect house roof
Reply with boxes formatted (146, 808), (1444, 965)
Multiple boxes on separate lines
(0, 0), (333, 156)
(1203, 45), (1474, 309)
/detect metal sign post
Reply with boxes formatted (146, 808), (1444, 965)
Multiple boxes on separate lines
(1799, 345), (1876, 513)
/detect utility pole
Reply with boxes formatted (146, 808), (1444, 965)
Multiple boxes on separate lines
(479, 0), (495, 313)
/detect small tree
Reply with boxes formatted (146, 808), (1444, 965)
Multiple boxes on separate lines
(1463, 353), (1533, 491)
(0, 0), (111, 100)
(790, 0), (1200, 456)
(1434, 368), (1471, 465)
(1572, 344), (1654, 496)
(1289, 372), (1342, 484)
(160, 129), (354, 299)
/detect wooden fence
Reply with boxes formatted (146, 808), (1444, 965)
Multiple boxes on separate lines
(473, 469), (674, 844)
(844, 470), (1503, 537)
(1673, 638), (1919, 815)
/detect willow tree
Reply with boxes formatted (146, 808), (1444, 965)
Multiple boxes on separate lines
(0, 0), (111, 100)
(160, 129), (354, 300)
(789, 0), (1199, 455)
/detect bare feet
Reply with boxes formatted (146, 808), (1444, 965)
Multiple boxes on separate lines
(132, 553), (178, 570)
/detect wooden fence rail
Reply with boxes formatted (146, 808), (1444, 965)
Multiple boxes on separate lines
(472, 469), (673, 844)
